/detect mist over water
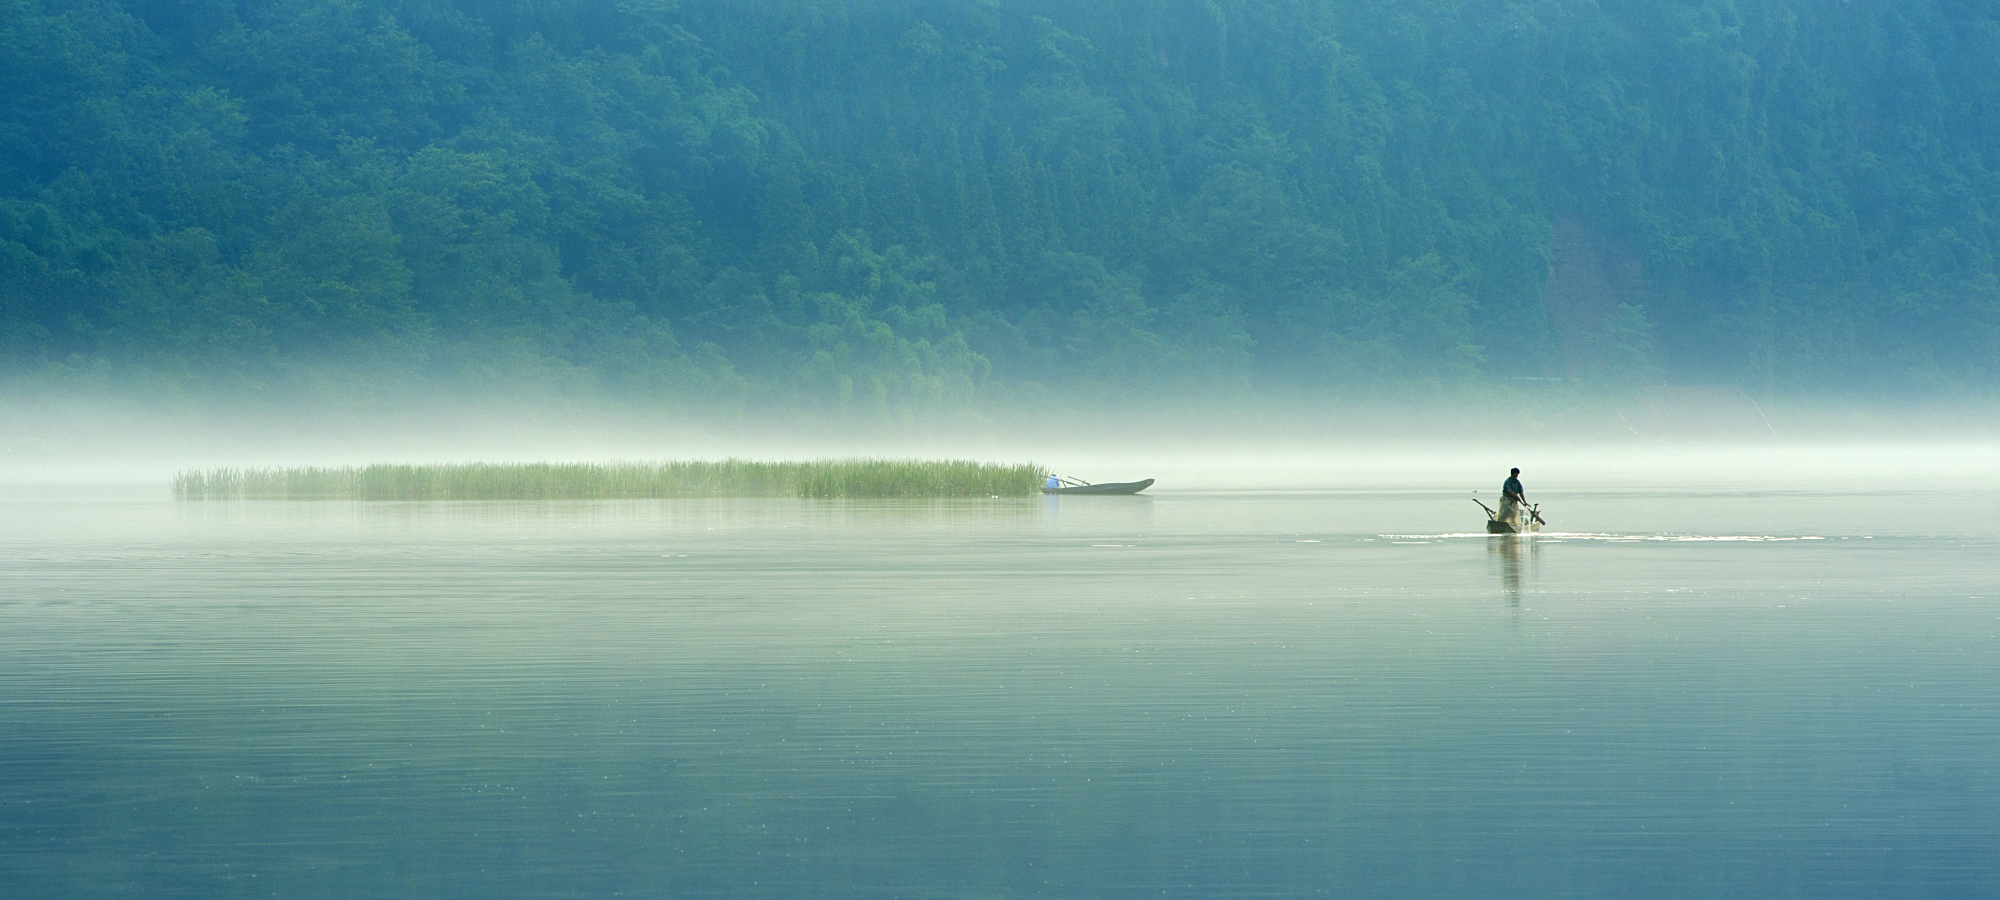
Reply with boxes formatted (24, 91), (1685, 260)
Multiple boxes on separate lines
(4, 437), (1998, 898)
(5, 390), (1998, 489)
(7, 0), (1999, 891)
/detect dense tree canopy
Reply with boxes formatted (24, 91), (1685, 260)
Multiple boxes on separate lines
(2, 0), (1996, 417)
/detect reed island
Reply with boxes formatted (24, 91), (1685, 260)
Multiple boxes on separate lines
(174, 460), (1045, 501)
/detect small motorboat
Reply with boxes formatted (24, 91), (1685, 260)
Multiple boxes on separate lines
(1042, 478), (1154, 495)
(1473, 497), (1542, 534)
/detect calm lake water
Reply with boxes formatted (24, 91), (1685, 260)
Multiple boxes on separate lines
(4, 479), (1997, 898)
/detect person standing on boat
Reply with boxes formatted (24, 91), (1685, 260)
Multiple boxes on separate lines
(1499, 468), (1527, 528)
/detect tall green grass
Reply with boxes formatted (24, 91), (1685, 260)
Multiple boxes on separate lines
(174, 459), (1044, 500)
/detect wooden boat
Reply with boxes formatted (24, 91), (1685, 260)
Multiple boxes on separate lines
(1485, 517), (1538, 534)
(1474, 497), (1542, 534)
(1043, 478), (1154, 495)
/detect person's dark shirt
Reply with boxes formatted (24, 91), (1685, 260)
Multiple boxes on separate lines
(1503, 476), (1523, 497)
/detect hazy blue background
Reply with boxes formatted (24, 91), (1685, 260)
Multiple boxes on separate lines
(6, 3), (2000, 894)
(3, 0), (1997, 425)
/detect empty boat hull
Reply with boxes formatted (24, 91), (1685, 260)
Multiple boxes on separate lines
(1042, 478), (1154, 495)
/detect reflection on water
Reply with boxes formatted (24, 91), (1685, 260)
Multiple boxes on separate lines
(1490, 535), (1539, 606)
(3, 487), (1998, 899)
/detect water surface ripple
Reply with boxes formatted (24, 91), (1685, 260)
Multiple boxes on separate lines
(3, 489), (1996, 898)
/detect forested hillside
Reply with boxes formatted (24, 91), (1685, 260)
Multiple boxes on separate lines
(3, 0), (1996, 418)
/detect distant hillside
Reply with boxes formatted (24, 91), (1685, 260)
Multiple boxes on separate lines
(2, 0), (1995, 418)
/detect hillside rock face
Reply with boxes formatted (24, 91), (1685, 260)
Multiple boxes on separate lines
(1542, 217), (1655, 379)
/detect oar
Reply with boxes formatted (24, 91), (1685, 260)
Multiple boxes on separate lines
(1471, 497), (1499, 520)
(1059, 475), (1091, 487)
(1529, 504), (1546, 527)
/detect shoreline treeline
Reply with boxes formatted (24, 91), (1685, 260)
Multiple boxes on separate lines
(4, 1), (1996, 416)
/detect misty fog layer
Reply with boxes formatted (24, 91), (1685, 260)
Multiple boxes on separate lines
(11, 7), (2000, 897)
